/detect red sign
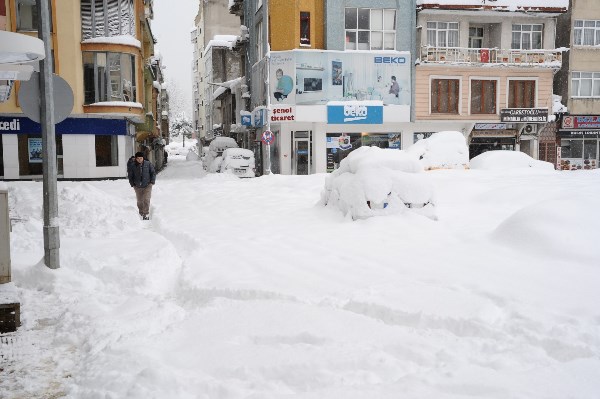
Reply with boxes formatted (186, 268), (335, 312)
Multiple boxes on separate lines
(261, 130), (275, 145)
(562, 115), (600, 129)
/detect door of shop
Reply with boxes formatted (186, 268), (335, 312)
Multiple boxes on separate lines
(292, 131), (311, 175)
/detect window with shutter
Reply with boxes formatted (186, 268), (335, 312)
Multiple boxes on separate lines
(81, 0), (135, 40)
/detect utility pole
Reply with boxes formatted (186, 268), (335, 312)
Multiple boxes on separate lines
(37, 0), (60, 269)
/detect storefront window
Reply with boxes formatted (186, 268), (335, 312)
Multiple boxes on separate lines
(95, 135), (119, 167)
(326, 133), (401, 172)
(18, 134), (62, 176)
(560, 139), (583, 159)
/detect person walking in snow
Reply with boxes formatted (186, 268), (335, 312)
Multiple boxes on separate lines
(128, 151), (156, 220)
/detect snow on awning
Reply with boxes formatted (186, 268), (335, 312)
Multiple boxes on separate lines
(417, 0), (568, 12)
(82, 35), (142, 49)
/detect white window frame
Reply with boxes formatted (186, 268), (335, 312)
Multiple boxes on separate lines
(344, 8), (397, 51)
(468, 77), (500, 115)
(506, 77), (539, 108)
(427, 21), (459, 48)
(511, 24), (543, 50)
(571, 72), (600, 98)
(429, 75), (463, 116)
(573, 20), (600, 46)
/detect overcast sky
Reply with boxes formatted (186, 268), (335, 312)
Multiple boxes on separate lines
(152, 0), (198, 116)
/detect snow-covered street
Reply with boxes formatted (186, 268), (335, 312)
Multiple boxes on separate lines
(1, 154), (600, 398)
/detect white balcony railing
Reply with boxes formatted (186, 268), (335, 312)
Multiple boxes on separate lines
(420, 46), (563, 68)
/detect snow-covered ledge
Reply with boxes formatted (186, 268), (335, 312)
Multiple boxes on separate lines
(82, 35), (141, 49)
(88, 101), (143, 108)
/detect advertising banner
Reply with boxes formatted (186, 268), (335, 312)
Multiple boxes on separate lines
(500, 108), (548, 123)
(269, 50), (411, 107)
(562, 115), (600, 129)
(28, 138), (43, 163)
(327, 103), (383, 125)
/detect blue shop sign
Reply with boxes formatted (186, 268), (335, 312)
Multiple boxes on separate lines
(253, 108), (267, 128)
(327, 104), (383, 125)
(0, 116), (128, 135)
(241, 114), (252, 126)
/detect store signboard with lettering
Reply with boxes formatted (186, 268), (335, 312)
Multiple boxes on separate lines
(500, 108), (548, 123)
(562, 115), (600, 129)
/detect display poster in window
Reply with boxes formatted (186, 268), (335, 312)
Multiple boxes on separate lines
(28, 138), (43, 163)
(270, 50), (411, 114)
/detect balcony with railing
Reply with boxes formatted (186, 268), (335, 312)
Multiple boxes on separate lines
(420, 46), (563, 69)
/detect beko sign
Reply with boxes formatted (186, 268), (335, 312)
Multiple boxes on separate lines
(327, 104), (383, 125)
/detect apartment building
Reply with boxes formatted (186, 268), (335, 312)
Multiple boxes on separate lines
(555, 0), (600, 170)
(191, 0), (240, 144)
(415, 0), (567, 159)
(0, 0), (168, 180)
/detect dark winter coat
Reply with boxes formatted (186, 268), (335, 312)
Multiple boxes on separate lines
(128, 159), (156, 188)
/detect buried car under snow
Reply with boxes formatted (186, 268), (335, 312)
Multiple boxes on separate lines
(320, 146), (436, 220)
(220, 148), (256, 177)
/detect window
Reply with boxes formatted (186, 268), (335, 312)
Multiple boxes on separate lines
(511, 24), (542, 50)
(427, 21), (459, 47)
(508, 80), (536, 107)
(471, 79), (497, 114)
(345, 8), (396, 50)
(16, 0), (52, 31)
(431, 78), (460, 114)
(81, 0), (135, 40)
(300, 12), (310, 46)
(95, 135), (119, 167)
(573, 20), (600, 46)
(469, 26), (484, 48)
(83, 51), (136, 104)
(572, 72), (600, 98)
(255, 21), (264, 60)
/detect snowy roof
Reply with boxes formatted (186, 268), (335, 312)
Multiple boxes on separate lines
(417, 0), (568, 11)
(203, 35), (240, 57)
(81, 35), (142, 49)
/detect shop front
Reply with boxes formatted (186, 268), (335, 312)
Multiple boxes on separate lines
(469, 124), (518, 159)
(0, 116), (135, 180)
(557, 115), (600, 170)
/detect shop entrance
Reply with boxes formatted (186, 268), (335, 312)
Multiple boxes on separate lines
(469, 137), (515, 159)
(292, 131), (311, 175)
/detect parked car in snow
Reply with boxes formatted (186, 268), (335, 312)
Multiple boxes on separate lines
(220, 148), (256, 178)
(321, 146), (436, 220)
(203, 137), (238, 172)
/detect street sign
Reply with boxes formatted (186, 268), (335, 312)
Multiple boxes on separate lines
(18, 72), (73, 124)
(261, 130), (275, 145)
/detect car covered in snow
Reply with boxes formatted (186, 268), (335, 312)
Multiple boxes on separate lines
(320, 146), (436, 220)
(204, 137), (239, 172)
(220, 148), (256, 178)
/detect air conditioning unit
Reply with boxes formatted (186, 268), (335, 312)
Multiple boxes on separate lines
(523, 124), (537, 134)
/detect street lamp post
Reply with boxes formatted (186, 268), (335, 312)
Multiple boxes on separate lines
(37, 0), (60, 269)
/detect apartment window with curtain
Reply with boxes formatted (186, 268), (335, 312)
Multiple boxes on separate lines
(511, 24), (542, 50)
(81, 0), (135, 40)
(574, 20), (600, 46)
(431, 78), (460, 114)
(508, 80), (536, 108)
(300, 12), (310, 45)
(427, 21), (459, 47)
(16, 0), (52, 31)
(571, 72), (600, 98)
(344, 8), (396, 50)
(470, 79), (497, 114)
(83, 51), (136, 104)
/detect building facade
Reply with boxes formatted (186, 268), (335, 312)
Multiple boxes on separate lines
(0, 0), (168, 180)
(555, 0), (600, 170)
(416, 0), (566, 160)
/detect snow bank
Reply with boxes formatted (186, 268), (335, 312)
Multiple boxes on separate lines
(493, 198), (600, 263)
(470, 150), (554, 170)
(407, 131), (469, 170)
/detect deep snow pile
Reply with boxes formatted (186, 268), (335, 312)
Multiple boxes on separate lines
(407, 130), (470, 170)
(470, 150), (555, 170)
(1, 156), (600, 399)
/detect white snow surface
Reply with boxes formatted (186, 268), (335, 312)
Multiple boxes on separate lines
(470, 150), (555, 170)
(407, 131), (470, 170)
(2, 154), (600, 398)
(81, 35), (142, 48)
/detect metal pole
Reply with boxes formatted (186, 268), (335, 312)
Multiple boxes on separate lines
(0, 187), (10, 284)
(37, 0), (60, 269)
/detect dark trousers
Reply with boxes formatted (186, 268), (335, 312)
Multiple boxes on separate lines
(134, 185), (153, 216)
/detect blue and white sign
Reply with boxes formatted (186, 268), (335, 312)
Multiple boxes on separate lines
(327, 104), (383, 125)
(241, 113), (252, 127)
(0, 116), (128, 135)
(253, 108), (267, 128)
